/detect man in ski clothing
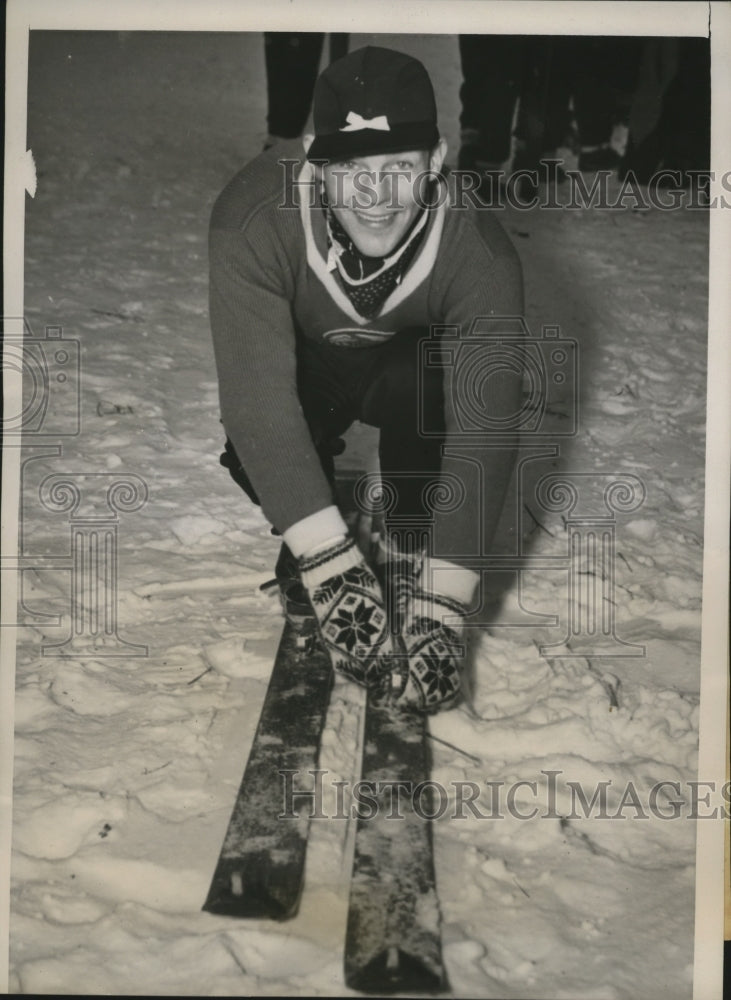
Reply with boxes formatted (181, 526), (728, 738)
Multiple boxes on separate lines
(209, 46), (524, 712)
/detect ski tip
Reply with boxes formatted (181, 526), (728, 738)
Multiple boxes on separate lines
(345, 947), (446, 995)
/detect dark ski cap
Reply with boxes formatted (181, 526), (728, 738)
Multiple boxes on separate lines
(307, 46), (440, 162)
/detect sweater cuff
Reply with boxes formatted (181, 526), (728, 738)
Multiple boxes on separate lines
(282, 505), (350, 559)
(421, 557), (479, 606)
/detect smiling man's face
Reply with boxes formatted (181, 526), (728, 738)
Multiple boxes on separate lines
(321, 142), (446, 258)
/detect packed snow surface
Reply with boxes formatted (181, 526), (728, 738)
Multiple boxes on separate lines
(10, 31), (709, 998)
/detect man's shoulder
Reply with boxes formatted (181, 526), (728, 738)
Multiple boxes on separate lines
(210, 139), (307, 234)
(440, 172), (519, 264)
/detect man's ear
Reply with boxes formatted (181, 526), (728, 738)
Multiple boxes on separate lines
(302, 133), (325, 178)
(429, 138), (448, 174)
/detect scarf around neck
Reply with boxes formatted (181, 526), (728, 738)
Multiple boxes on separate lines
(323, 181), (435, 319)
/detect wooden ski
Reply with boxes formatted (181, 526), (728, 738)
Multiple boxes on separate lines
(344, 693), (445, 994)
(202, 618), (332, 920)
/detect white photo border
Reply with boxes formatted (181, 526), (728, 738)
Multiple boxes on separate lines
(3, 3), (729, 999)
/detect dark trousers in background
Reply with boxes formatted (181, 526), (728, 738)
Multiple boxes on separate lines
(264, 32), (349, 139)
(458, 34), (642, 164)
(458, 34), (528, 163)
(558, 37), (642, 149)
(458, 35), (579, 166)
(221, 328), (445, 551)
(621, 37), (711, 182)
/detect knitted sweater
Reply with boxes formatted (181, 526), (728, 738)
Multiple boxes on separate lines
(209, 141), (524, 566)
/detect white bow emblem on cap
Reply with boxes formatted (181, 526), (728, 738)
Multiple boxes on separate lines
(339, 110), (391, 133)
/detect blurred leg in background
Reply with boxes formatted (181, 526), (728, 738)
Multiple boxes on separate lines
(457, 34), (525, 172)
(264, 32), (349, 147)
(620, 37), (710, 186)
(566, 37), (642, 171)
(457, 35), (573, 198)
(511, 37), (570, 187)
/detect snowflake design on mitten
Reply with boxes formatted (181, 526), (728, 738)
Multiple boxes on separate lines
(400, 627), (462, 711)
(324, 592), (383, 653)
(300, 538), (393, 688)
(421, 650), (460, 703)
(396, 591), (467, 713)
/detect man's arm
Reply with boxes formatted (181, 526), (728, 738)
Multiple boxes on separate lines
(210, 206), (393, 688)
(423, 215), (525, 601)
(209, 223), (347, 550)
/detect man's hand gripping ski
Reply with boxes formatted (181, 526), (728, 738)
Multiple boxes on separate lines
(300, 534), (465, 713)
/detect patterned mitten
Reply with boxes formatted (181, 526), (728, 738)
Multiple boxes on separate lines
(300, 537), (393, 689)
(392, 586), (467, 713)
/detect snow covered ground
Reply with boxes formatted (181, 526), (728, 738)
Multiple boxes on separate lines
(6, 28), (716, 998)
